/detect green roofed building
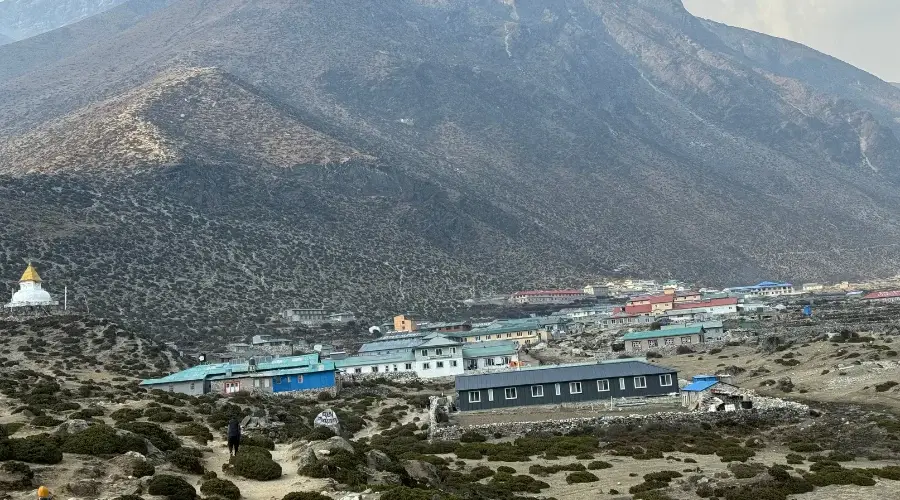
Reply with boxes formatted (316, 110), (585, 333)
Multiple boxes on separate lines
(622, 325), (705, 353)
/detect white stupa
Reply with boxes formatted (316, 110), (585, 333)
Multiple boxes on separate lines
(5, 263), (59, 309)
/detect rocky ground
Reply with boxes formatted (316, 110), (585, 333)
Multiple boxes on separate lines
(2, 313), (900, 500)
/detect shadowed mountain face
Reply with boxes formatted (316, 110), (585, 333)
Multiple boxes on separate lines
(2, 0), (900, 338)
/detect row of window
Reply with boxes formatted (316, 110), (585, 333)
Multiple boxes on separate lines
(467, 374), (673, 403)
(420, 347), (457, 356)
(467, 331), (536, 342)
(351, 360), (459, 374)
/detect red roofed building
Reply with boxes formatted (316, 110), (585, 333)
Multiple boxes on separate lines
(666, 297), (739, 320)
(511, 289), (588, 305)
(862, 290), (900, 303)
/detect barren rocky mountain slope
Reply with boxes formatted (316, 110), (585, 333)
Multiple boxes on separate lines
(0, 0), (128, 41)
(3, 0), (900, 338)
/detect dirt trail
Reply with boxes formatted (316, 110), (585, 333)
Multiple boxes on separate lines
(202, 438), (330, 500)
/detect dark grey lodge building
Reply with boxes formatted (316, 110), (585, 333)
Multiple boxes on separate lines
(455, 359), (678, 411)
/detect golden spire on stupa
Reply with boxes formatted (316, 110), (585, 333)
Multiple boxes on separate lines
(19, 263), (42, 283)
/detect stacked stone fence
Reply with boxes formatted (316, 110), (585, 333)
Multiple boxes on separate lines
(430, 398), (808, 441)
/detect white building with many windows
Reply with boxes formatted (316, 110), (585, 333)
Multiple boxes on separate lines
(334, 333), (518, 379)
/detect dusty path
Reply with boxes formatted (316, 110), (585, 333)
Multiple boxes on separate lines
(202, 438), (330, 500)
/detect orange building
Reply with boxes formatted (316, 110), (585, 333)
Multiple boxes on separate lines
(393, 314), (418, 332)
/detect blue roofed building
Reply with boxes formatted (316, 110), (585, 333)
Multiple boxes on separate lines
(140, 353), (339, 397)
(680, 375), (740, 408)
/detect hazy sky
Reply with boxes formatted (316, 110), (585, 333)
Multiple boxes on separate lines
(682, 0), (900, 83)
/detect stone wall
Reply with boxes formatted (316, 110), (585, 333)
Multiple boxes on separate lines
(430, 399), (808, 441)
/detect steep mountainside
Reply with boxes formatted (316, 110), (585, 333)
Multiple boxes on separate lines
(0, 0), (128, 40)
(2, 0), (900, 338)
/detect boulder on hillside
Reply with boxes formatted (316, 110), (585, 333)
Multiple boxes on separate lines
(365, 450), (393, 471)
(403, 460), (440, 486)
(54, 419), (92, 436)
(67, 479), (101, 497)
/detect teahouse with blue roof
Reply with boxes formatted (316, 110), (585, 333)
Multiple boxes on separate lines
(140, 352), (339, 396)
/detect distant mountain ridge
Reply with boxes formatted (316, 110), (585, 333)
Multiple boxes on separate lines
(2, 0), (900, 339)
(0, 0), (128, 41)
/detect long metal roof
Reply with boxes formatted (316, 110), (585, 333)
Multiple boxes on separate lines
(358, 334), (426, 353)
(455, 360), (676, 390)
(333, 352), (415, 368)
(622, 325), (703, 341)
(140, 353), (324, 385)
(461, 340), (518, 358)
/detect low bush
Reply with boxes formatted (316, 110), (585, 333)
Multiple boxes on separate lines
(232, 447), (282, 481)
(8, 435), (63, 464)
(565, 471), (599, 484)
(118, 422), (181, 452)
(488, 473), (549, 493)
(469, 465), (495, 480)
(30, 415), (63, 428)
(728, 462), (765, 479)
(588, 460), (612, 470)
(282, 493), (331, 500)
(460, 431), (487, 443)
(529, 463), (586, 476)
(63, 424), (147, 456)
(785, 453), (804, 464)
(788, 442), (821, 453)
(147, 474), (196, 500)
(200, 478), (241, 500)
(875, 381), (899, 392)
(0, 461), (34, 490)
(132, 458), (155, 478)
(496, 466), (516, 474)
(169, 447), (205, 474)
(241, 434), (275, 450)
(379, 487), (441, 500)
(111, 408), (143, 423)
(303, 427), (335, 441)
(175, 423), (214, 445)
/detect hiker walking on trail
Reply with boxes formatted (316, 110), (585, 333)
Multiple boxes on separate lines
(227, 417), (242, 457)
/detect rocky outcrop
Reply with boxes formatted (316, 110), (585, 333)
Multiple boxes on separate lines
(402, 460), (441, 487)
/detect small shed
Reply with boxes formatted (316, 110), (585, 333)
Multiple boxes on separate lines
(681, 375), (742, 409)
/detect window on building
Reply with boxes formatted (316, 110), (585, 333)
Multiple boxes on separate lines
(681, 336), (692, 344)
(450, 347), (457, 354)
(531, 385), (544, 397)
(475, 336), (481, 341)
(423, 363), (431, 370)
(404, 363), (412, 370)
(421, 349), (428, 356)
(555, 383), (561, 395)
(437, 361), (444, 368)
(469, 391), (481, 403)
(169, 385), (174, 392)
(297, 375), (304, 384)
(570, 382), (583, 394)
(506, 333), (512, 338)
(264, 379), (270, 388)
(488, 389), (494, 401)
(504, 388), (517, 400)
(634, 376), (647, 389)
(354, 368), (362, 374)
(435, 349), (443, 356)
(286, 376), (292, 383)
(664, 338), (675, 345)
(501, 356), (510, 364)
(619, 378), (625, 390)
(487, 358), (496, 366)
(659, 374), (672, 386)
(254, 379), (260, 388)
(517, 332), (523, 337)
(631, 341), (642, 350)
(450, 360), (458, 367)
(372, 366), (379, 373)
(190, 382), (195, 391)
(597, 379), (610, 392)
(648, 339), (658, 347)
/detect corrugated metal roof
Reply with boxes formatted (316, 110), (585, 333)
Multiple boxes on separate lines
(682, 380), (718, 392)
(333, 353), (415, 368)
(462, 340), (518, 358)
(140, 353), (324, 385)
(358, 335), (425, 353)
(623, 325), (703, 341)
(455, 360), (676, 390)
